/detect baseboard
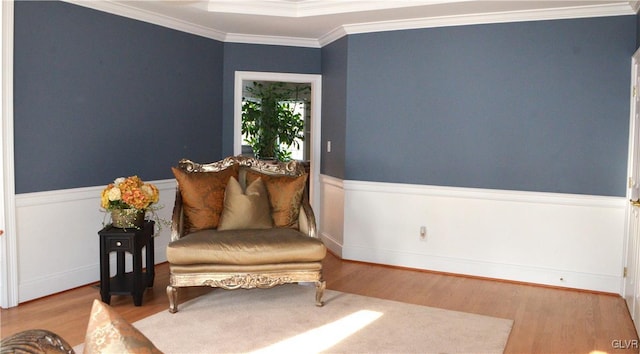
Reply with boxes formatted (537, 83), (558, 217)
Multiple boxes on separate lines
(320, 231), (343, 258)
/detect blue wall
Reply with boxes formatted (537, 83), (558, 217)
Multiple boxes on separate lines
(14, 1), (224, 193)
(13, 2), (323, 193)
(338, 16), (635, 197)
(221, 43), (321, 157)
(13, 1), (637, 198)
(320, 37), (348, 179)
(637, 11), (640, 49)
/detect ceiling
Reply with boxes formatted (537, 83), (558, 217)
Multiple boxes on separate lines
(69, 0), (638, 47)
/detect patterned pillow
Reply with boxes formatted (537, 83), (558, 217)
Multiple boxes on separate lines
(83, 299), (162, 354)
(246, 170), (308, 228)
(171, 165), (238, 233)
(218, 177), (273, 230)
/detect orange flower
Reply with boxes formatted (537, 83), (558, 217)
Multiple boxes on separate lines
(100, 176), (160, 211)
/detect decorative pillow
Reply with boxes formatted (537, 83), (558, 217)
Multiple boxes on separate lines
(83, 299), (162, 354)
(171, 165), (238, 232)
(218, 177), (272, 230)
(246, 170), (308, 228)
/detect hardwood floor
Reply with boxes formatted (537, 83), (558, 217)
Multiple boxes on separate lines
(1, 253), (638, 353)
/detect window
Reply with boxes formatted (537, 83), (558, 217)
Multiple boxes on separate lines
(241, 81), (310, 161)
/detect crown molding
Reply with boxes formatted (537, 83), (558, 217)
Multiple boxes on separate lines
(339, 3), (636, 39)
(204, 0), (450, 18)
(319, 2), (635, 46)
(65, 1), (636, 48)
(224, 33), (321, 48)
(62, 0), (227, 41)
(318, 27), (350, 48)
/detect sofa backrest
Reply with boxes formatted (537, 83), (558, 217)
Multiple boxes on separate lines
(177, 156), (307, 176)
(170, 156), (310, 241)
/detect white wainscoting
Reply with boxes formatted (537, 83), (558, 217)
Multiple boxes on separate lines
(15, 175), (628, 301)
(319, 175), (345, 258)
(15, 179), (176, 303)
(319, 175), (627, 294)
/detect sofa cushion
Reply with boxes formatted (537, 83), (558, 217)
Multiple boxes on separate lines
(83, 299), (162, 354)
(246, 171), (307, 229)
(169, 262), (323, 274)
(171, 165), (238, 233)
(166, 228), (326, 265)
(218, 177), (272, 231)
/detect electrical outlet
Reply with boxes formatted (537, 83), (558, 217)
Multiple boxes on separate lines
(419, 226), (427, 240)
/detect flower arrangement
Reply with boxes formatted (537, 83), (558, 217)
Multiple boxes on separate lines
(101, 176), (165, 229)
(101, 176), (159, 211)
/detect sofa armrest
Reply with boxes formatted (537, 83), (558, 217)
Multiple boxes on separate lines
(298, 203), (317, 238)
(170, 186), (184, 242)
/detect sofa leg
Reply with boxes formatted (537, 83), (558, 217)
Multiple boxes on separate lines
(315, 280), (326, 307)
(167, 285), (178, 313)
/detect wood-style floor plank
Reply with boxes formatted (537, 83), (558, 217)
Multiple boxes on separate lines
(1, 253), (638, 353)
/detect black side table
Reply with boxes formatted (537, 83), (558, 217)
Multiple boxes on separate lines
(98, 220), (155, 306)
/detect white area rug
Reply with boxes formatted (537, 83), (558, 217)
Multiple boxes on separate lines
(120, 284), (512, 353)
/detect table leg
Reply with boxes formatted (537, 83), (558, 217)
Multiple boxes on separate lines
(146, 237), (155, 287)
(99, 240), (111, 304)
(133, 246), (143, 306)
(116, 251), (125, 276)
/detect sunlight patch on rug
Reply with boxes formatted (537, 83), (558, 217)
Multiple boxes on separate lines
(251, 310), (383, 353)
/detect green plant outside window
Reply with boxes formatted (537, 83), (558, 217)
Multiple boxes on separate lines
(241, 81), (310, 161)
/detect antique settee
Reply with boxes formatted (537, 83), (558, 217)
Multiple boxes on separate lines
(165, 156), (327, 313)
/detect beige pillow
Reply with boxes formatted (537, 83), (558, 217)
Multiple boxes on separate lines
(218, 177), (273, 230)
(171, 165), (238, 232)
(83, 299), (162, 354)
(246, 171), (308, 228)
